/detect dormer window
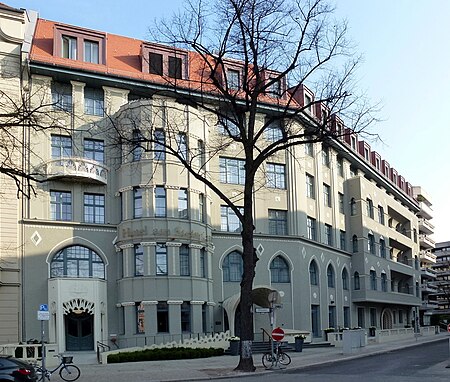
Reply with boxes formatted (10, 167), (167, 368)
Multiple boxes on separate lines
(62, 35), (77, 59)
(149, 52), (163, 75)
(304, 94), (312, 113)
(168, 56), (182, 79)
(351, 136), (357, 150)
(227, 69), (240, 89)
(84, 40), (99, 64)
(142, 43), (187, 79)
(55, 25), (105, 65)
(268, 78), (282, 97)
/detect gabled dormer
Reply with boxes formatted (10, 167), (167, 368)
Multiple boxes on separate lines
(358, 141), (371, 162)
(371, 151), (381, 172)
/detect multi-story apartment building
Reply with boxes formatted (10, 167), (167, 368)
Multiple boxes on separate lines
(413, 187), (437, 325)
(430, 242), (450, 319)
(0, 5), (425, 353)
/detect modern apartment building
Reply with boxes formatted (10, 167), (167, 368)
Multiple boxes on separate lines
(429, 242), (450, 319)
(0, 4), (426, 353)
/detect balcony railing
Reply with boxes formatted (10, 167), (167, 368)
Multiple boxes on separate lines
(419, 234), (436, 249)
(418, 202), (433, 220)
(37, 157), (108, 185)
(419, 218), (435, 235)
(420, 250), (437, 264)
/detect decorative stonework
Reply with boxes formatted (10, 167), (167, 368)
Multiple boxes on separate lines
(189, 244), (203, 249)
(190, 301), (205, 305)
(31, 231), (42, 246)
(63, 298), (94, 315)
(166, 242), (182, 247)
(167, 300), (183, 305)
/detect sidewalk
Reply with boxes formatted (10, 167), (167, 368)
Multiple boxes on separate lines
(72, 333), (449, 382)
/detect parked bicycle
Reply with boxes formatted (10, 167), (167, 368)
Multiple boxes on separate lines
(262, 341), (291, 369)
(34, 354), (81, 381)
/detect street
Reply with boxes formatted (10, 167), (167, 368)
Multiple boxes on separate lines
(215, 339), (450, 382)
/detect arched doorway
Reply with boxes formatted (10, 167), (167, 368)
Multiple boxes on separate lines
(65, 311), (94, 351)
(381, 308), (393, 329)
(63, 298), (95, 351)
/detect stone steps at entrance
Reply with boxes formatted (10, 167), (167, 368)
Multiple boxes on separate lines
(70, 351), (98, 365)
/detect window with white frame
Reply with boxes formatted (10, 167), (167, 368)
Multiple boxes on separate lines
(217, 116), (239, 137)
(50, 245), (104, 278)
(337, 156), (344, 177)
(267, 163), (286, 189)
(306, 216), (316, 240)
(305, 142), (314, 157)
(268, 209), (287, 235)
(84, 40), (99, 63)
(219, 157), (245, 184)
(220, 206), (242, 232)
(198, 193), (205, 223)
(306, 173), (315, 199)
(62, 35), (77, 59)
(84, 193), (105, 224)
(50, 190), (72, 221)
(51, 135), (72, 160)
(322, 145), (330, 167)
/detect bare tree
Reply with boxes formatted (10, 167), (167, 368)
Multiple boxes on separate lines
(106, 0), (378, 372)
(0, 86), (69, 198)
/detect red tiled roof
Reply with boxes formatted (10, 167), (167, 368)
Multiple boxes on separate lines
(30, 19), (299, 107)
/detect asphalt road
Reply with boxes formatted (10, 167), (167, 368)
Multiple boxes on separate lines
(216, 339), (450, 382)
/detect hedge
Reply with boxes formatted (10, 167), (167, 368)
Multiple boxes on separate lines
(107, 347), (224, 363)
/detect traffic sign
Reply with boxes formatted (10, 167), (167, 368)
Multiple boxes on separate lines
(255, 308), (270, 314)
(37, 311), (50, 321)
(272, 327), (285, 342)
(39, 304), (48, 312)
(447, 324), (450, 333)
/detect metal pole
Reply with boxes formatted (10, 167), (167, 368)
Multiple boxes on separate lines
(270, 306), (274, 367)
(41, 320), (46, 381)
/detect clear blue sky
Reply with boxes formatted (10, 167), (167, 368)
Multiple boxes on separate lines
(8, 0), (448, 242)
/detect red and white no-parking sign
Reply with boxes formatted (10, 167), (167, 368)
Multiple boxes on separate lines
(272, 327), (285, 342)
(447, 324), (450, 333)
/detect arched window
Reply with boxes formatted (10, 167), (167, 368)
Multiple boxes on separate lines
(366, 198), (374, 218)
(309, 261), (318, 286)
(222, 251), (243, 282)
(352, 235), (358, 253)
(270, 256), (290, 283)
(350, 198), (356, 216)
(50, 245), (105, 279)
(380, 238), (386, 258)
(354, 271), (360, 290)
(370, 270), (377, 290)
(342, 268), (349, 290)
(327, 264), (335, 288)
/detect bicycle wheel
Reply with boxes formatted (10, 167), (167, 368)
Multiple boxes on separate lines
(59, 364), (81, 382)
(262, 352), (275, 368)
(279, 352), (291, 366)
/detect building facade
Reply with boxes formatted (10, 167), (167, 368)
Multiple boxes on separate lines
(0, 5), (427, 352)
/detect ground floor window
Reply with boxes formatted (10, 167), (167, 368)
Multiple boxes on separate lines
(311, 305), (320, 337)
(343, 306), (350, 328)
(181, 302), (191, 332)
(357, 307), (365, 328)
(157, 302), (169, 333)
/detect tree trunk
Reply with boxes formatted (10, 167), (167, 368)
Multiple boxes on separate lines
(234, 174), (257, 372)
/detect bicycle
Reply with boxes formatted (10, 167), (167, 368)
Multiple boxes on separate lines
(34, 354), (81, 381)
(262, 341), (291, 369)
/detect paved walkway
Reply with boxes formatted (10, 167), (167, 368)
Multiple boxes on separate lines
(68, 333), (449, 382)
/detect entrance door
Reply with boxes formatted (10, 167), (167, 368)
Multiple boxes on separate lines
(65, 312), (94, 351)
(311, 305), (320, 337)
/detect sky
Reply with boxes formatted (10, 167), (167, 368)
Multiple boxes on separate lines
(6, 0), (449, 241)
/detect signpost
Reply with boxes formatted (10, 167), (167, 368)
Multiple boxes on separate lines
(38, 304), (49, 380)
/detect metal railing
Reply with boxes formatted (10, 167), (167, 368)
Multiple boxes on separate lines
(96, 341), (111, 364)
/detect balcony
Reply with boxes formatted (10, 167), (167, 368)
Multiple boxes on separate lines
(421, 267), (437, 280)
(419, 234), (435, 250)
(418, 202), (433, 220)
(420, 250), (437, 264)
(37, 158), (108, 185)
(419, 218), (434, 235)
(421, 301), (439, 310)
(421, 281), (438, 293)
